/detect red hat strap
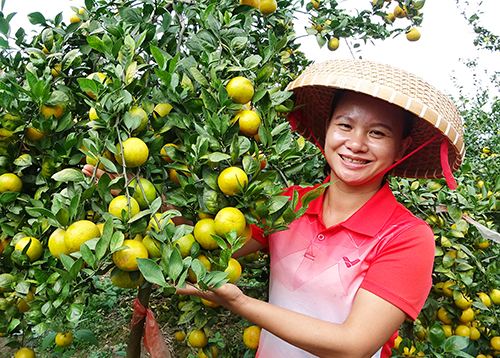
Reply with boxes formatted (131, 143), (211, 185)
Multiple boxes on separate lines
(440, 138), (458, 190)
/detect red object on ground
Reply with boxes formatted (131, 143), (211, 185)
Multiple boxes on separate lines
(131, 298), (169, 358)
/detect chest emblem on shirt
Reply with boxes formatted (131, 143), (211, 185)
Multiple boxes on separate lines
(342, 256), (360, 268)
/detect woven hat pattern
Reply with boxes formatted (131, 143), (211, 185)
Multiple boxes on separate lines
(286, 59), (464, 179)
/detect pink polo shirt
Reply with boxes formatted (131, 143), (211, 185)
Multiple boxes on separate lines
(252, 179), (435, 358)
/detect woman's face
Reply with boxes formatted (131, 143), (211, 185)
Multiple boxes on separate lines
(324, 92), (411, 190)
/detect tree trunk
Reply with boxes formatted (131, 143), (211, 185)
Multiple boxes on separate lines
(126, 283), (152, 358)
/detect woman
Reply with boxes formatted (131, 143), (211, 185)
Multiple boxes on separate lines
(177, 59), (464, 357)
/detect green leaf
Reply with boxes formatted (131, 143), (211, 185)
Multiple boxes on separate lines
(66, 303), (84, 324)
(74, 329), (98, 345)
(27, 12), (46, 25)
(137, 258), (168, 287)
(80, 243), (96, 268)
(109, 231), (124, 253)
(51, 168), (85, 183)
(95, 218), (113, 260)
(243, 55), (262, 69)
(429, 322), (446, 347)
(443, 335), (470, 352)
(69, 258), (84, 280)
(59, 254), (75, 272)
(206, 152), (231, 163)
(189, 67), (209, 87)
(268, 196), (289, 214)
(168, 248), (184, 282)
(87, 35), (108, 54)
(0, 17), (9, 36)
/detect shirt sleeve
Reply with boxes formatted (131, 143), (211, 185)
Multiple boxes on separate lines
(360, 223), (435, 320)
(249, 185), (303, 247)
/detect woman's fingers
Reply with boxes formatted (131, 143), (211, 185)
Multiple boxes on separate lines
(82, 164), (113, 179)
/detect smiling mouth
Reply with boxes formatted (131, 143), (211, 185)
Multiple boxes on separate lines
(339, 155), (370, 165)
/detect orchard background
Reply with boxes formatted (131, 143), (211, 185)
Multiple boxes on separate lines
(0, 0), (498, 357)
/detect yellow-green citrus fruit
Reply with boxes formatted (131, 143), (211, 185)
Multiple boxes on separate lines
(240, 0), (260, 8)
(160, 143), (179, 163)
(55, 332), (73, 347)
(224, 258), (242, 283)
(14, 347), (36, 358)
(489, 289), (500, 304)
(235, 110), (261, 136)
(110, 267), (144, 288)
(85, 72), (108, 99)
(406, 27), (421, 42)
(478, 292), (492, 307)
(193, 219), (218, 250)
(48, 228), (68, 258)
(174, 330), (186, 342)
(226, 77), (254, 104)
(214, 207), (246, 236)
(25, 127), (45, 141)
(129, 177), (157, 209)
(112, 239), (148, 271)
(142, 235), (161, 258)
(114, 137), (149, 167)
(393, 4), (406, 18)
(108, 195), (140, 220)
(454, 325), (470, 337)
(128, 106), (149, 133)
(188, 255), (212, 283)
(491, 336), (500, 350)
(243, 325), (261, 350)
(41, 104), (64, 119)
(14, 237), (43, 262)
(175, 234), (195, 257)
(327, 37), (340, 51)
(147, 213), (174, 232)
(69, 14), (81, 23)
(259, 0), (277, 15)
(64, 220), (101, 253)
(153, 103), (173, 118)
(88, 107), (99, 121)
(188, 329), (208, 348)
(0, 173), (23, 193)
(217, 167), (248, 196)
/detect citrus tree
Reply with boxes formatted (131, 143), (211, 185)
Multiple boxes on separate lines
(2, 1), (494, 357)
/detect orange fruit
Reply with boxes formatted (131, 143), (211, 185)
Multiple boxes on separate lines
(14, 237), (43, 261)
(188, 329), (208, 348)
(0, 173), (23, 193)
(243, 325), (261, 350)
(175, 234), (195, 257)
(454, 293), (472, 309)
(69, 14), (81, 23)
(14, 347), (36, 358)
(406, 27), (421, 42)
(327, 37), (340, 51)
(25, 127), (45, 141)
(88, 107), (99, 120)
(85, 72), (108, 99)
(234, 110), (261, 136)
(454, 325), (470, 337)
(226, 77), (254, 104)
(441, 324), (453, 337)
(153, 103), (173, 118)
(114, 137), (149, 167)
(240, 0), (260, 7)
(478, 292), (492, 307)
(55, 332), (73, 347)
(259, 0), (277, 15)
(188, 255), (212, 283)
(217, 167), (248, 196)
(201, 298), (219, 308)
(459, 307), (475, 323)
(128, 106), (148, 133)
(174, 330), (186, 342)
(110, 267), (144, 288)
(147, 213), (174, 232)
(491, 336), (500, 350)
(142, 235), (161, 258)
(214, 207), (246, 236)
(112, 239), (148, 271)
(224, 258), (242, 283)
(469, 327), (481, 341)
(40, 104), (64, 119)
(490, 289), (500, 304)
(194, 219), (218, 250)
(64, 220), (101, 253)
(160, 143), (179, 163)
(129, 177), (157, 209)
(393, 4), (406, 18)
(442, 280), (455, 297)
(437, 307), (452, 325)
(108, 195), (140, 220)
(48, 228), (68, 258)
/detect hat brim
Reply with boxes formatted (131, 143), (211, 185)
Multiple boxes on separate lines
(286, 59), (465, 179)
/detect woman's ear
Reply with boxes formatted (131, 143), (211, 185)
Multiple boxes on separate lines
(396, 137), (412, 161)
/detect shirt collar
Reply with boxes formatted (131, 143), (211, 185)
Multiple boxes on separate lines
(306, 179), (399, 237)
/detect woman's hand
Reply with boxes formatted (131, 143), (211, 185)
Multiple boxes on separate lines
(82, 164), (122, 196)
(176, 283), (246, 311)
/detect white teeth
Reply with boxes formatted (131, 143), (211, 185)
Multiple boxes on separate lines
(341, 155), (368, 164)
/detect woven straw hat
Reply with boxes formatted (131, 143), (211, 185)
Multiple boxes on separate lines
(286, 59), (465, 179)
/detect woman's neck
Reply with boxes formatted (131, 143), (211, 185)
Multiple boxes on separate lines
(322, 174), (384, 228)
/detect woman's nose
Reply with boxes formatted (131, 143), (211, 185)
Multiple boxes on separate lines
(345, 131), (368, 152)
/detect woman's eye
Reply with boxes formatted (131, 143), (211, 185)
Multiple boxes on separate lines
(337, 123), (351, 129)
(370, 130), (385, 137)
